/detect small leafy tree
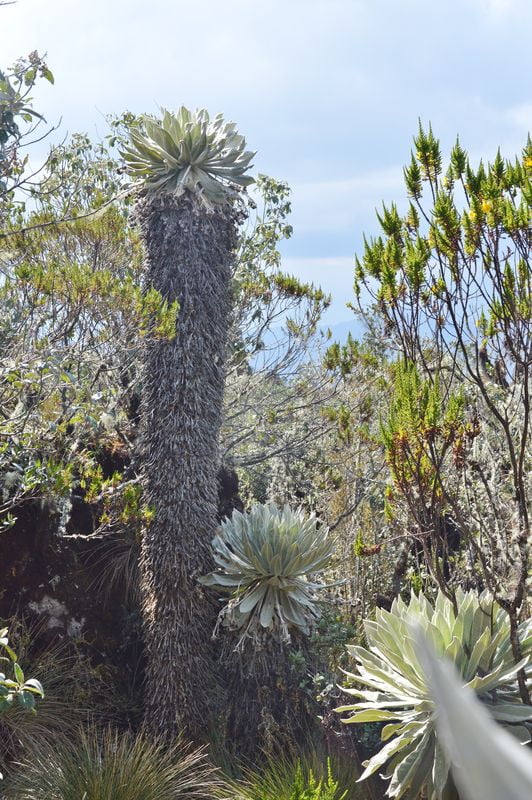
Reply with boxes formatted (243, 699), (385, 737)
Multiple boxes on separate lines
(0, 50), (55, 222)
(354, 124), (531, 699)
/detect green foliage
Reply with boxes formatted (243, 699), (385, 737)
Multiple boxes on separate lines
(0, 130), (178, 531)
(234, 173), (328, 325)
(0, 57), (46, 142)
(380, 360), (471, 516)
(355, 124), (531, 341)
(323, 334), (381, 379)
(3, 221), (178, 337)
(337, 589), (532, 799)
(0, 51), (52, 197)
(0, 628), (44, 716)
(200, 503), (336, 647)
(233, 752), (364, 800)
(121, 106), (254, 204)
(353, 125), (530, 630)
(3, 726), (222, 800)
(237, 174), (293, 268)
(239, 762), (347, 800)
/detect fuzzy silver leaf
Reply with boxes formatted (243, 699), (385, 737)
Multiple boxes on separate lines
(200, 503), (336, 648)
(121, 106), (255, 205)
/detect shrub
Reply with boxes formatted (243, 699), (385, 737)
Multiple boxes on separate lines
(353, 126), (531, 690)
(4, 726), (222, 800)
(0, 627), (44, 716)
(232, 755), (365, 800)
(337, 589), (532, 799)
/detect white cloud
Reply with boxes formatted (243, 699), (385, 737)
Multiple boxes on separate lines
(283, 255), (353, 282)
(466, 0), (525, 16)
(1, 0), (372, 132)
(505, 102), (532, 131)
(288, 167), (404, 233)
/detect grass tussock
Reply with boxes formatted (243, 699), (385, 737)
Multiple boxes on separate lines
(3, 726), (223, 800)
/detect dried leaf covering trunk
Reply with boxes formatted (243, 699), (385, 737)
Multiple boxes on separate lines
(136, 190), (237, 742)
(221, 634), (320, 761)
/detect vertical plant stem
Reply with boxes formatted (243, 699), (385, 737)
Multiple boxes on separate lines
(136, 190), (238, 741)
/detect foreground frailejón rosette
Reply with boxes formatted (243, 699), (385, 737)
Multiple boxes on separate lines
(337, 589), (532, 799)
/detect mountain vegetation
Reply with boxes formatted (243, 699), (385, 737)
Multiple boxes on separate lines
(0, 36), (529, 800)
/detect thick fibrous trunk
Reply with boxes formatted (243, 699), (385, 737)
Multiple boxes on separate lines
(221, 634), (319, 761)
(136, 190), (237, 742)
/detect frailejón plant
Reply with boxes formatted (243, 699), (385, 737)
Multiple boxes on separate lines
(122, 106), (254, 740)
(121, 106), (255, 204)
(337, 589), (532, 799)
(201, 503), (335, 647)
(415, 626), (532, 800)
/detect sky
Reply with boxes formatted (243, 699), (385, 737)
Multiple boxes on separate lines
(2, 0), (531, 326)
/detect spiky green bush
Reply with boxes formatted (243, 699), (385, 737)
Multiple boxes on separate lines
(231, 755), (363, 800)
(337, 589), (532, 799)
(200, 503), (335, 647)
(4, 726), (222, 800)
(121, 107), (254, 204)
